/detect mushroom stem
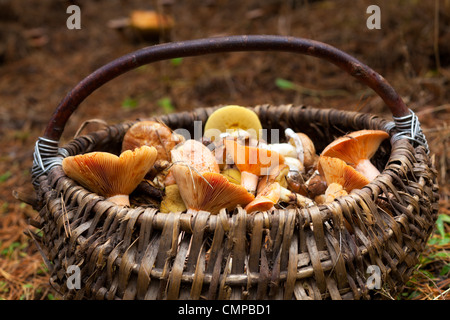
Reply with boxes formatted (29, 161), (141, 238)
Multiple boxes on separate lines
(319, 129), (389, 181)
(280, 186), (315, 208)
(106, 195), (130, 207)
(355, 159), (380, 181)
(285, 128), (304, 163)
(224, 139), (284, 195)
(240, 171), (259, 195)
(324, 183), (348, 203)
(186, 208), (200, 216)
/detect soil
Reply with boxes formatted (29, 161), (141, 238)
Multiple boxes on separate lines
(0, 0), (449, 300)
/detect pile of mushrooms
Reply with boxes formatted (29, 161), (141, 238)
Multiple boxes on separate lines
(61, 105), (389, 224)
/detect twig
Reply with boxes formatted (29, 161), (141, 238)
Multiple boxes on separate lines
(416, 104), (450, 116)
(433, 286), (450, 300)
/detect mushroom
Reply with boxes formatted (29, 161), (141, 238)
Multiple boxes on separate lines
(285, 128), (318, 169)
(318, 129), (389, 181)
(262, 143), (298, 158)
(170, 139), (254, 215)
(279, 186), (315, 208)
(171, 139), (220, 174)
(170, 163), (254, 215)
(283, 156), (307, 195)
(160, 184), (187, 213)
(258, 139), (308, 192)
(245, 181), (281, 213)
(129, 10), (174, 39)
(122, 120), (184, 163)
(304, 171), (328, 199)
(256, 163), (289, 194)
(224, 139), (285, 195)
(247, 164), (315, 213)
(318, 156), (370, 203)
(203, 105), (263, 142)
(221, 167), (241, 185)
(62, 145), (158, 206)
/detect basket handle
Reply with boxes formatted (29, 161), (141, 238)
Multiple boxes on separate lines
(44, 35), (410, 141)
(32, 35), (427, 185)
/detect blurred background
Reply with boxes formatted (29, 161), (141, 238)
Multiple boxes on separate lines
(0, 0), (449, 300)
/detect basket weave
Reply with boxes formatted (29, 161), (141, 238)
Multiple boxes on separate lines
(25, 36), (439, 300)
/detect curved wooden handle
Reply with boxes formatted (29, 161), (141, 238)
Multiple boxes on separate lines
(43, 35), (410, 141)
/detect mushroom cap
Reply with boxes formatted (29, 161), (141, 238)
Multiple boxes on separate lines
(224, 139), (285, 176)
(171, 139), (220, 174)
(318, 156), (370, 192)
(160, 184), (187, 213)
(284, 156), (304, 174)
(257, 163), (289, 194)
(129, 10), (174, 32)
(171, 164), (255, 214)
(203, 105), (263, 141)
(319, 129), (389, 169)
(324, 182), (348, 202)
(122, 120), (184, 162)
(286, 130), (317, 169)
(305, 173), (328, 198)
(245, 182), (281, 213)
(221, 168), (241, 185)
(62, 145), (158, 200)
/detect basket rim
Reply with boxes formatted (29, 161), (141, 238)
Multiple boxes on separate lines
(37, 104), (410, 234)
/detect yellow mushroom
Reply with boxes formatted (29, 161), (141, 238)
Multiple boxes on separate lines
(203, 105), (263, 142)
(221, 168), (241, 185)
(160, 184), (187, 213)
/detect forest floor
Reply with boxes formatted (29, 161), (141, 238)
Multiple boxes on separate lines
(0, 0), (449, 300)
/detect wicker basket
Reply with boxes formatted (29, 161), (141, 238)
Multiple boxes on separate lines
(24, 35), (439, 300)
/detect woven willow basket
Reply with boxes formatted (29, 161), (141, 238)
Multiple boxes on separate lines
(26, 36), (439, 300)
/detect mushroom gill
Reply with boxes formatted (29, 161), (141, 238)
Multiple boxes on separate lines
(318, 156), (370, 202)
(319, 129), (389, 181)
(171, 165), (255, 215)
(62, 145), (158, 206)
(169, 139), (254, 215)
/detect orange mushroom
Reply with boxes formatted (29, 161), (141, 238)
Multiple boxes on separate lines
(244, 162), (290, 213)
(169, 139), (254, 215)
(129, 10), (174, 40)
(224, 139), (285, 195)
(245, 181), (281, 213)
(318, 156), (370, 202)
(62, 146), (158, 206)
(171, 165), (254, 215)
(319, 130), (389, 181)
